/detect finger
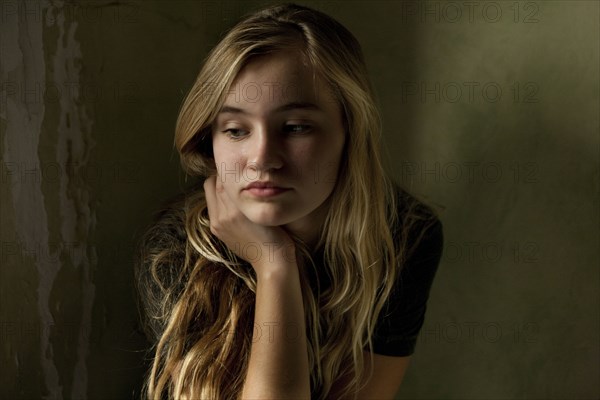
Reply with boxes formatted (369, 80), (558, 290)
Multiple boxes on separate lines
(214, 173), (237, 211)
(214, 171), (224, 193)
(203, 175), (218, 222)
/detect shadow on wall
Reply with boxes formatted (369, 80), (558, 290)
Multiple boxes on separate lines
(376, 2), (599, 399)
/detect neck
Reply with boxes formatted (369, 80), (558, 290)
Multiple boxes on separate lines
(284, 197), (331, 252)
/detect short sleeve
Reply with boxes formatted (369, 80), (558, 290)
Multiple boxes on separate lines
(369, 217), (444, 357)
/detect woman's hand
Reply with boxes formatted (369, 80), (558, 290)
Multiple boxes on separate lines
(203, 175), (297, 277)
(205, 176), (309, 398)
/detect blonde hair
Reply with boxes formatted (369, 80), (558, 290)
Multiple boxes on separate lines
(135, 3), (439, 399)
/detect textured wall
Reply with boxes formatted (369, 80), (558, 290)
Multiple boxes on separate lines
(1, 1), (598, 399)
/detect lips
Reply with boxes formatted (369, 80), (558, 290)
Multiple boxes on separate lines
(243, 181), (291, 197)
(244, 181), (289, 190)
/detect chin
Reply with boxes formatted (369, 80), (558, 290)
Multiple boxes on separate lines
(248, 215), (293, 227)
(243, 207), (294, 227)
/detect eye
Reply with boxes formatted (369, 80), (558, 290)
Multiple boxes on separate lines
(284, 124), (312, 135)
(221, 128), (248, 138)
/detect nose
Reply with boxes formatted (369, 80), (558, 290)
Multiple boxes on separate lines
(247, 128), (284, 173)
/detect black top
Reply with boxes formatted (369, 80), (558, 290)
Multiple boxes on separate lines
(371, 216), (443, 357)
(310, 210), (444, 357)
(137, 188), (444, 358)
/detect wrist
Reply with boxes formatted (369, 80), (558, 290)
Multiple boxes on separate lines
(261, 240), (297, 263)
(253, 256), (298, 282)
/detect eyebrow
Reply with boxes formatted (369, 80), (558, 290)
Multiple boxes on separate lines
(218, 101), (322, 115)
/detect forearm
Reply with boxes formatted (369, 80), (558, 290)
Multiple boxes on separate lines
(241, 259), (311, 399)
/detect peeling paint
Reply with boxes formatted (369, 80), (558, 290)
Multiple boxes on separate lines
(48, 2), (97, 398)
(3, 1), (96, 398)
(3, 0), (61, 396)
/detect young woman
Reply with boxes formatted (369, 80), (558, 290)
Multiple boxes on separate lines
(135, 3), (444, 399)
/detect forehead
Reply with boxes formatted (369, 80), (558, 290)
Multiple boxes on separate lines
(223, 51), (339, 109)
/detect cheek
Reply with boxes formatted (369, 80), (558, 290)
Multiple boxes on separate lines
(312, 133), (344, 165)
(213, 141), (245, 173)
(319, 137), (345, 185)
(211, 138), (228, 164)
(293, 145), (341, 186)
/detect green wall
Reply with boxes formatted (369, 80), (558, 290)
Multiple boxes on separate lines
(1, 1), (598, 398)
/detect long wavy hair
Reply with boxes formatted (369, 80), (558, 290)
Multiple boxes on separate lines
(135, 3), (438, 399)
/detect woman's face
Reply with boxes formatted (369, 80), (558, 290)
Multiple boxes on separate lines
(211, 50), (346, 240)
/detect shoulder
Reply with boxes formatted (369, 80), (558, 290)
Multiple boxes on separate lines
(137, 195), (187, 280)
(136, 188), (206, 258)
(367, 185), (444, 356)
(134, 190), (198, 342)
(141, 192), (189, 246)
(391, 183), (444, 265)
